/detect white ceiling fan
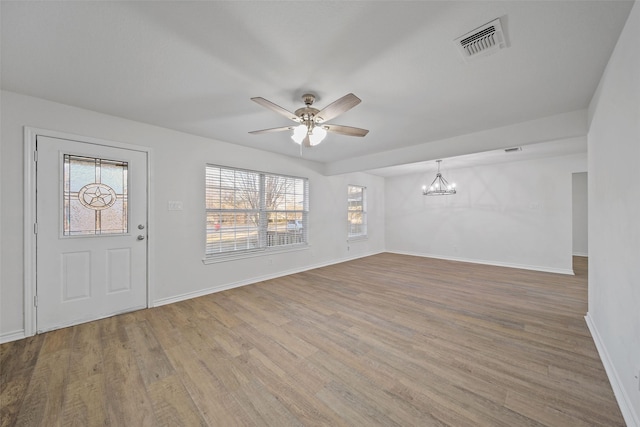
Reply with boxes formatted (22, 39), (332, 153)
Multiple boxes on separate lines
(249, 93), (369, 147)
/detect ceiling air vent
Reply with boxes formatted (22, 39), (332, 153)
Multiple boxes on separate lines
(454, 18), (506, 62)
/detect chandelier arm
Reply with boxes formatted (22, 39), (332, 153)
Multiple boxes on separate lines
(439, 175), (451, 188)
(428, 174), (441, 189)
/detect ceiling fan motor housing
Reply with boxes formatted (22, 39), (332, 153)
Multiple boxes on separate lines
(302, 93), (316, 106)
(295, 94), (320, 125)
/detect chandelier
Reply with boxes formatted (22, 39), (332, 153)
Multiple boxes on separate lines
(422, 160), (456, 196)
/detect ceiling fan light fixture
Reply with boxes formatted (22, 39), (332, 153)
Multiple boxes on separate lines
(291, 124), (307, 144)
(309, 126), (327, 146)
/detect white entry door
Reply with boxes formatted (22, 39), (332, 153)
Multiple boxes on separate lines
(36, 135), (148, 333)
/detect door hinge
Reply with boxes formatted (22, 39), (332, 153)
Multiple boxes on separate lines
(34, 295), (38, 307)
(34, 150), (38, 162)
(34, 223), (38, 234)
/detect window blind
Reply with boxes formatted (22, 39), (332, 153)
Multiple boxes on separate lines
(206, 165), (308, 258)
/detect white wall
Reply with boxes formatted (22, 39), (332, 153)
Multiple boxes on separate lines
(572, 172), (588, 256)
(586, 1), (640, 425)
(0, 90), (385, 340)
(385, 152), (587, 274)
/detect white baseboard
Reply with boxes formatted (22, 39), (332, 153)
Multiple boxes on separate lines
(153, 250), (383, 307)
(0, 329), (26, 344)
(387, 251), (575, 275)
(573, 251), (589, 257)
(585, 313), (639, 427)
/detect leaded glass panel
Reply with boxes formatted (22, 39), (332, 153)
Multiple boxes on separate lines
(63, 154), (128, 236)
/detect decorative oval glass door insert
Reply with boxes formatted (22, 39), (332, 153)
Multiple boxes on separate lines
(78, 183), (118, 210)
(63, 154), (128, 236)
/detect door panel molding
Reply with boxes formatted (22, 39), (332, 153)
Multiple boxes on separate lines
(23, 127), (153, 337)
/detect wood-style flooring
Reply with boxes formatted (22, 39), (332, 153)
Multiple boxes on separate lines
(0, 254), (625, 426)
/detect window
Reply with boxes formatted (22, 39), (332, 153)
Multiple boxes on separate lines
(205, 165), (308, 259)
(348, 185), (367, 239)
(63, 154), (128, 236)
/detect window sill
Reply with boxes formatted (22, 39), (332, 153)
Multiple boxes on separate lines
(347, 235), (368, 243)
(202, 243), (310, 264)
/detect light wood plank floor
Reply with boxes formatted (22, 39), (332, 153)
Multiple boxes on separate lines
(1, 254), (625, 426)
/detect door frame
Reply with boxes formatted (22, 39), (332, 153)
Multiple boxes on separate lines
(23, 127), (154, 337)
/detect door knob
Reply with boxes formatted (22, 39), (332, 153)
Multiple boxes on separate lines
(137, 235), (145, 241)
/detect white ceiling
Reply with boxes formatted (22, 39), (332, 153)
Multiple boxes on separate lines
(1, 1), (633, 175)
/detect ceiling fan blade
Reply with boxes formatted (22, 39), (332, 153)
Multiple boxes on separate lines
(251, 97), (301, 122)
(249, 126), (294, 135)
(324, 124), (369, 137)
(314, 93), (361, 123)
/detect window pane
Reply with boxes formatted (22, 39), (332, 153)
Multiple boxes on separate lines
(100, 199), (128, 234)
(101, 160), (127, 193)
(206, 187), (221, 210)
(67, 198), (96, 235)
